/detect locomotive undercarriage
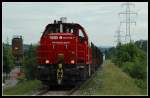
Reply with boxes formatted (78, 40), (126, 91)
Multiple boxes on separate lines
(37, 64), (89, 86)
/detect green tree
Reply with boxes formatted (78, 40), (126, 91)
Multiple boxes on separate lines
(135, 40), (147, 53)
(3, 43), (15, 79)
(23, 44), (38, 80)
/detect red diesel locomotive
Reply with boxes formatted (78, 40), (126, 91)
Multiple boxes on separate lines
(37, 18), (103, 86)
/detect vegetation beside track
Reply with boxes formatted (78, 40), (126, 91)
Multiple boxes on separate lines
(3, 80), (42, 95)
(78, 60), (147, 95)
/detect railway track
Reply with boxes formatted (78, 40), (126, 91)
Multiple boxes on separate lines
(35, 82), (82, 96)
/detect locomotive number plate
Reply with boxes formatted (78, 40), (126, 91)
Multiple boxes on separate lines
(50, 36), (58, 39)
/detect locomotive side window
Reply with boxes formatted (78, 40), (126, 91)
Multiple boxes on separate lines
(78, 29), (84, 38)
(43, 24), (60, 36)
(46, 26), (53, 34)
(78, 29), (85, 43)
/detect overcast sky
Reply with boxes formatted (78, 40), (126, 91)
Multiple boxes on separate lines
(2, 2), (148, 46)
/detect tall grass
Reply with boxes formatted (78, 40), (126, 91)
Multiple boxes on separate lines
(78, 60), (147, 95)
(3, 80), (42, 95)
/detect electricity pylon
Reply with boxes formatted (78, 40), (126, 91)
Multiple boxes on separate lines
(119, 2), (137, 43)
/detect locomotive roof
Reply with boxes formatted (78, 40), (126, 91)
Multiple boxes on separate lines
(46, 23), (84, 28)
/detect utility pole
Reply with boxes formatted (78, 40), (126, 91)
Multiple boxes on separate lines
(119, 2), (137, 43)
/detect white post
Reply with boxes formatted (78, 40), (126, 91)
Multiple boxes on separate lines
(88, 64), (91, 77)
(60, 24), (63, 33)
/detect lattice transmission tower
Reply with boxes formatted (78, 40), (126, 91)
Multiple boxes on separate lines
(119, 2), (137, 43)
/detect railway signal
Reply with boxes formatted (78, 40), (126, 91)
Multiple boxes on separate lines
(12, 35), (23, 73)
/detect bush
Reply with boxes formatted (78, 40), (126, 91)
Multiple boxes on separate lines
(17, 77), (27, 84)
(122, 62), (134, 75)
(111, 42), (147, 90)
(122, 60), (147, 80)
(134, 79), (147, 90)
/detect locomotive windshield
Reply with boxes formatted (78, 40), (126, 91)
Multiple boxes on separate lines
(43, 23), (77, 36)
(42, 23), (88, 39)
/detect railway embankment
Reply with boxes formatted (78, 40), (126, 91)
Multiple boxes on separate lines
(76, 60), (147, 95)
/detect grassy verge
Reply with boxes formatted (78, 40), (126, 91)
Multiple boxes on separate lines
(3, 80), (42, 95)
(78, 60), (147, 95)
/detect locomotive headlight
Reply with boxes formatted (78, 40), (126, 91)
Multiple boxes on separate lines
(70, 60), (75, 64)
(59, 36), (62, 39)
(45, 60), (49, 64)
